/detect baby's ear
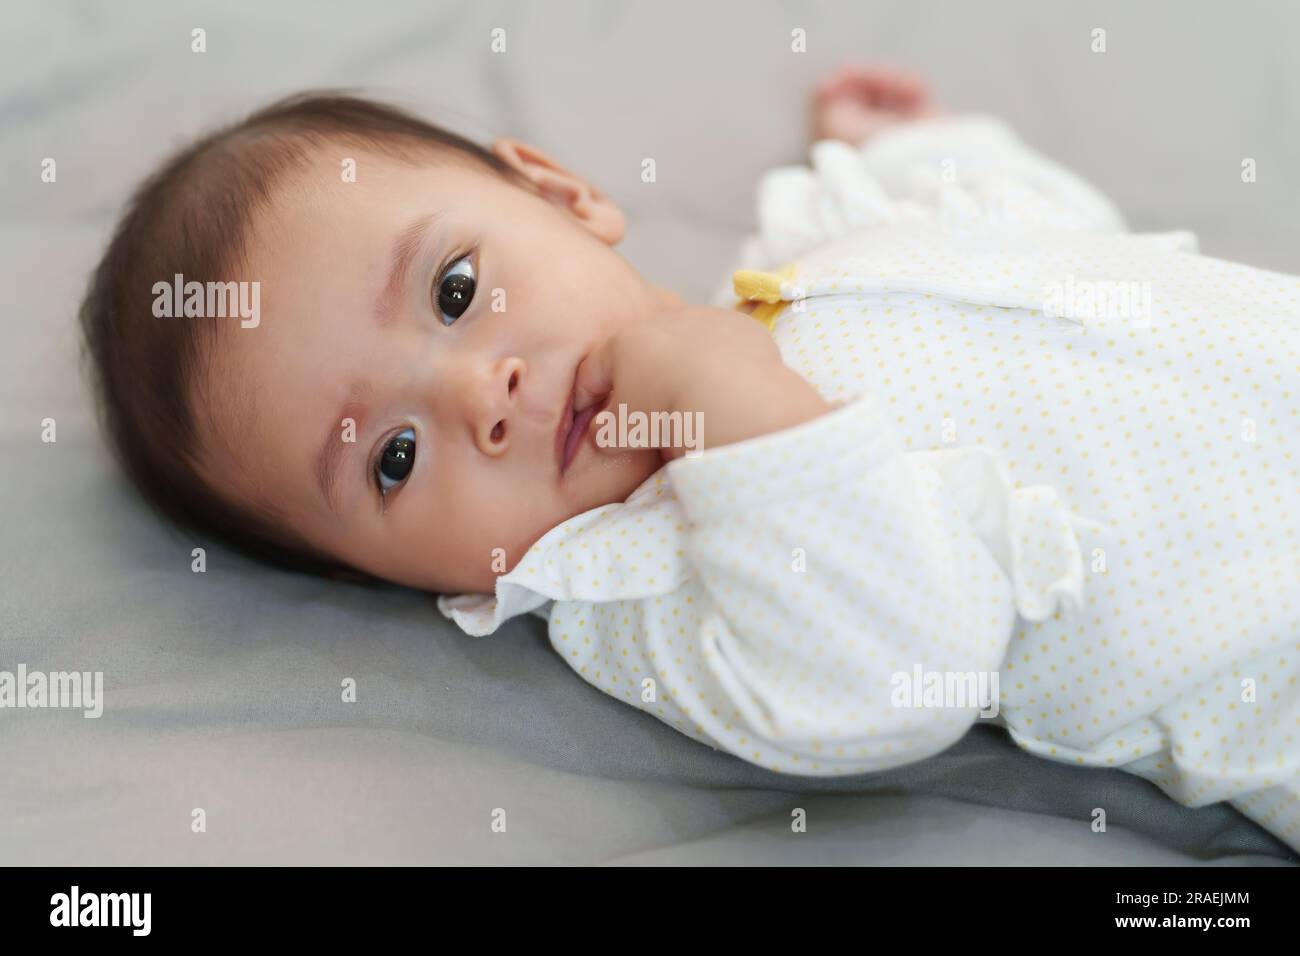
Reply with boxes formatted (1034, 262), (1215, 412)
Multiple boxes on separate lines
(491, 137), (625, 244)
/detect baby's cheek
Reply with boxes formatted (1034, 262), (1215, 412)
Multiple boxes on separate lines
(443, 489), (533, 576)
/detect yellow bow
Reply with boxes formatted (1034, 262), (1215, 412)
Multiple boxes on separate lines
(732, 265), (799, 332)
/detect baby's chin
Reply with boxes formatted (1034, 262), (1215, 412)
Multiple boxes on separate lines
(465, 447), (660, 590)
(574, 446), (665, 507)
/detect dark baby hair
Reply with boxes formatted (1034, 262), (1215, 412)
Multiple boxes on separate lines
(78, 92), (526, 578)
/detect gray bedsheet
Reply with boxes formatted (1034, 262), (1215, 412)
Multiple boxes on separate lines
(2, 0), (1297, 865)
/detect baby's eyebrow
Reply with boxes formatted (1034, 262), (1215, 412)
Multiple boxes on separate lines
(315, 211), (441, 514)
(315, 383), (373, 514)
(375, 210), (443, 328)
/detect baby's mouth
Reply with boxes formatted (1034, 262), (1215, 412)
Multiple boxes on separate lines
(555, 370), (609, 478)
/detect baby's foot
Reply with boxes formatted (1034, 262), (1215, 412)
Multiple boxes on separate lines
(811, 64), (940, 147)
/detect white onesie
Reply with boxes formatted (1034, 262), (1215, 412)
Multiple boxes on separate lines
(439, 115), (1300, 853)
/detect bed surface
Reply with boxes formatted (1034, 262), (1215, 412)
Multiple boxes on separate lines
(2, 0), (1297, 865)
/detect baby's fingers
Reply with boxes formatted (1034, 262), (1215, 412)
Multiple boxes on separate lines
(816, 64), (929, 107)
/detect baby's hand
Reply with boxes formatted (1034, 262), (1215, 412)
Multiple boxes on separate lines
(811, 63), (939, 147)
(572, 305), (832, 462)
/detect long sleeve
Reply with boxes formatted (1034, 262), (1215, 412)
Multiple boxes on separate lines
(542, 392), (1093, 776)
(851, 112), (1127, 234)
(713, 113), (1127, 305)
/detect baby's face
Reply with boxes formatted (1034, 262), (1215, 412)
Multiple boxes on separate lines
(199, 143), (671, 593)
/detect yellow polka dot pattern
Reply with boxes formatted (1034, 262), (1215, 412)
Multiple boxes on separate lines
(438, 117), (1300, 853)
(757, 232), (1300, 851)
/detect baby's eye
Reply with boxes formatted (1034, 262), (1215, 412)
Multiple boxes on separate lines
(376, 427), (416, 494)
(435, 254), (476, 326)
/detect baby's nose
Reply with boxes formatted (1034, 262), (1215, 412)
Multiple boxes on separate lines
(474, 357), (526, 454)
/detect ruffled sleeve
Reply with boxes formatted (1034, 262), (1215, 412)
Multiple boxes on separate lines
(435, 470), (690, 636)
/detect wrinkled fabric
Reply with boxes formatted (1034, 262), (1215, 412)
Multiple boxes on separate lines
(441, 115), (1300, 852)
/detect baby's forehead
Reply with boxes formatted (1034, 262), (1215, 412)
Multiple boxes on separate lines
(245, 143), (487, 260)
(282, 140), (490, 207)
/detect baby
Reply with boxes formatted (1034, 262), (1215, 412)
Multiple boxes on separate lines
(80, 67), (1300, 853)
